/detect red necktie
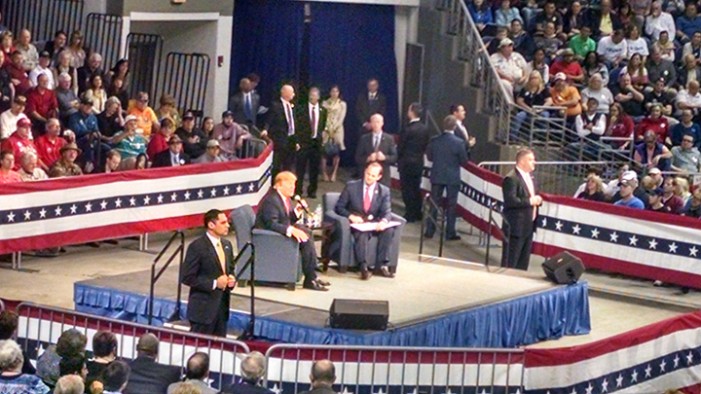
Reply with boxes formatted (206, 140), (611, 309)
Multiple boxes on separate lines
(283, 197), (290, 214)
(363, 186), (372, 212)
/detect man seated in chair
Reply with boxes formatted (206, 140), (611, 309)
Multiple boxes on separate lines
(255, 171), (330, 291)
(334, 161), (395, 280)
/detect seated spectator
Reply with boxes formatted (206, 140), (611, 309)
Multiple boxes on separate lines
(167, 352), (217, 394)
(85, 331), (118, 394)
(525, 48), (550, 85)
(6, 50), (32, 96)
(0, 31), (13, 66)
(575, 97), (606, 141)
(568, 25), (595, 62)
(660, 176), (685, 213)
(648, 166), (664, 187)
(148, 117), (175, 159)
(29, 51), (54, 89)
(605, 102), (635, 149)
(550, 72), (582, 122)
(620, 53), (649, 91)
(468, 0), (494, 35)
(48, 143), (83, 178)
(195, 139), (226, 164)
(156, 93), (182, 127)
(592, 0), (622, 38)
(573, 166), (603, 196)
(675, 176), (692, 205)
(299, 359), (337, 394)
(495, 0), (522, 28)
(0, 310), (35, 374)
(135, 153), (148, 170)
(102, 360), (130, 394)
(683, 186), (701, 217)
(490, 38), (528, 98)
(52, 50), (78, 94)
(597, 28), (627, 69)
(634, 129), (673, 171)
(510, 19), (535, 60)
(669, 109), (701, 147)
(105, 58), (129, 90)
(107, 76), (129, 109)
(512, 70), (553, 139)
(645, 1), (676, 41)
(606, 164), (631, 198)
(34, 118), (65, 168)
(55, 72), (79, 125)
(486, 27), (509, 55)
(645, 75), (675, 113)
(635, 104), (669, 143)
(84, 74), (107, 113)
(625, 25), (648, 62)
(97, 96), (124, 139)
(127, 91), (159, 140)
(2, 118), (40, 170)
(576, 174), (607, 202)
(212, 110), (249, 159)
(671, 135), (700, 174)
(25, 73), (58, 135)
(0, 95), (29, 139)
(53, 375), (83, 394)
(681, 32), (701, 67)
(15, 29), (38, 71)
(43, 30), (67, 64)
(102, 149), (121, 173)
(652, 31), (676, 63)
(583, 51), (610, 86)
(581, 74), (614, 114)
(125, 333), (181, 394)
(112, 115), (147, 170)
(68, 95), (106, 172)
(613, 178), (645, 209)
(58, 354), (87, 382)
(176, 111), (208, 159)
(534, 0), (563, 37)
(624, 1), (643, 32)
(201, 116), (215, 139)
(18, 151), (47, 181)
(0, 339), (50, 393)
(675, 80), (701, 121)
(534, 22), (563, 62)
(36, 328), (87, 388)
(0, 151), (21, 183)
(562, 1), (586, 40)
(549, 48), (584, 84)
(220, 351), (272, 394)
(152, 135), (190, 168)
(76, 52), (104, 94)
(677, 3), (701, 44)
(647, 187), (668, 212)
(0, 52), (11, 113)
(611, 73), (645, 118)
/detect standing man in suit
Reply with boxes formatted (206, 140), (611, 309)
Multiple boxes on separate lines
(335, 162), (395, 280)
(354, 114), (397, 187)
(502, 148), (542, 271)
(255, 171), (330, 291)
(262, 84), (297, 177)
(355, 78), (387, 131)
(182, 209), (236, 337)
(398, 103), (430, 222)
(295, 87), (326, 199)
(124, 334), (181, 394)
(228, 77), (260, 132)
(151, 135), (191, 168)
(424, 115), (468, 241)
(450, 104), (477, 161)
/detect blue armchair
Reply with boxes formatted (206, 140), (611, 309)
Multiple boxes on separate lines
(230, 205), (301, 289)
(322, 192), (406, 273)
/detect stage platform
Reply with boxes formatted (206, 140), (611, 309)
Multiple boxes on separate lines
(74, 257), (591, 348)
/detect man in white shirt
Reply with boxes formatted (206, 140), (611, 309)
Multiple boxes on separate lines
(29, 51), (55, 89)
(489, 38), (528, 100)
(675, 80), (701, 120)
(295, 87), (326, 198)
(597, 28), (628, 68)
(645, 1), (676, 40)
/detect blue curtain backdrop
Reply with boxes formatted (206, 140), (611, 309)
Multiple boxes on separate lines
(230, 0), (399, 165)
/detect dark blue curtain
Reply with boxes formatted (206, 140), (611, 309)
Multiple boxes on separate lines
(230, 1), (398, 165)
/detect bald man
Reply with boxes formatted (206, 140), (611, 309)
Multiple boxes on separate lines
(354, 114), (397, 187)
(262, 84), (298, 176)
(299, 360), (336, 394)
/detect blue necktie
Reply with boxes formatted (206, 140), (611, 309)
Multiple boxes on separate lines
(244, 94), (252, 121)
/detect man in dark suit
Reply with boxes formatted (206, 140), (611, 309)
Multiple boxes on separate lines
(124, 334), (181, 394)
(450, 104), (476, 161)
(228, 77), (261, 131)
(151, 135), (191, 168)
(424, 115), (468, 241)
(299, 360), (337, 394)
(398, 103), (430, 222)
(255, 171), (329, 291)
(220, 351), (273, 394)
(182, 209), (236, 337)
(354, 114), (397, 187)
(295, 87), (327, 199)
(502, 148), (542, 271)
(335, 162), (395, 280)
(262, 84), (297, 177)
(355, 78), (387, 131)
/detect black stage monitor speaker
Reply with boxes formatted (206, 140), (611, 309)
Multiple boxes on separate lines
(542, 251), (585, 284)
(329, 299), (389, 331)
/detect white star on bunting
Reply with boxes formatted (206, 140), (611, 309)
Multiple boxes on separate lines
(616, 374), (623, 387)
(54, 207), (62, 216)
(143, 196), (151, 205)
(541, 217), (547, 227)
(129, 197), (136, 206)
(39, 208), (46, 218)
(171, 193), (178, 202)
(223, 186), (230, 195)
(7, 211), (15, 222)
(668, 243), (677, 253)
(610, 231), (619, 242)
(157, 194), (164, 204)
(184, 191), (191, 200)
(115, 198), (122, 207)
(660, 359), (667, 372)
(645, 364), (652, 377)
(100, 200), (108, 210)
(584, 382), (593, 394)
(23, 210), (31, 220)
(674, 354), (680, 368)
(555, 221), (563, 231)
(591, 228), (599, 238)
(648, 239), (658, 250)
(249, 182), (255, 191)
(629, 235), (638, 246)
(70, 204), (78, 214)
(197, 189), (204, 198)
(572, 224), (581, 234)
(689, 246), (698, 257)
(687, 351), (694, 364)
(236, 185), (243, 194)
(631, 369), (638, 383)
(601, 378), (609, 393)
(210, 188), (217, 197)
(85, 202), (92, 212)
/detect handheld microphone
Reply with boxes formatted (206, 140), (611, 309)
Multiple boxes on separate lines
(294, 195), (312, 214)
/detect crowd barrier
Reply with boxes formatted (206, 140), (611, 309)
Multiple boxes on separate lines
(0, 145), (273, 255)
(8, 300), (701, 393)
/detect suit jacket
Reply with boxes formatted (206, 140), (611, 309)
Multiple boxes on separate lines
(299, 388), (337, 394)
(264, 99), (296, 151)
(124, 356), (181, 394)
(254, 189), (301, 235)
(398, 119), (430, 170)
(426, 132), (467, 186)
(295, 102), (327, 149)
(355, 92), (387, 124)
(228, 90), (260, 125)
(182, 234), (235, 324)
(151, 149), (191, 168)
(354, 132), (397, 186)
(502, 169), (536, 238)
(335, 179), (392, 222)
(453, 123), (472, 160)
(221, 381), (274, 394)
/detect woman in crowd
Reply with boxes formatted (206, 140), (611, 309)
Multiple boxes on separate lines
(52, 50), (78, 94)
(105, 58), (129, 90)
(0, 51), (14, 112)
(156, 93), (181, 127)
(674, 177), (692, 205)
(85, 331), (118, 394)
(0, 151), (21, 183)
(636, 103), (669, 143)
(36, 328), (87, 388)
(0, 340), (50, 394)
(617, 2), (635, 30)
(321, 85), (346, 182)
(583, 51), (610, 87)
(106, 76), (129, 109)
(512, 70), (552, 140)
(525, 48), (550, 85)
(201, 116), (215, 139)
(468, 0), (494, 35)
(652, 30), (676, 62)
(494, 0), (522, 27)
(97, 97), (124, 140)
(563, 1), (586, 40)
(683, 187), (701, 218)
(0, 31), (14, 66)
(65, 30), (86, 69)
(625, 25), (649, 62)
(620, 53), (649, 91)
(135, 153), (148, 170)
(84, 74), (107, 113)
(576, 174), (606, 202)
(606, 102), (635, 150)
(580, 74), (614, 114)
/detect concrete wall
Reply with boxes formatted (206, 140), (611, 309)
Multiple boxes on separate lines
(106, 0), (234, 16)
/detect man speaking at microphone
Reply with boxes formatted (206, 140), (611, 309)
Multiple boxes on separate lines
(335, 161), (395, 280)
(255, 171), (330, 291)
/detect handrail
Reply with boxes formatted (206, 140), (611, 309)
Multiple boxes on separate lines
(424, 109), (442, 136)
(419, 194), (446, 257)
(148, 230), (185, 325)
(233, 241), (256, 340)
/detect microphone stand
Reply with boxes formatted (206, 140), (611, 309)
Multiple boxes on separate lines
(234, 242), (256, 340)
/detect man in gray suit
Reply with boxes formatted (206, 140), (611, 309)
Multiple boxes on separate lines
(354, 114), (397, 187)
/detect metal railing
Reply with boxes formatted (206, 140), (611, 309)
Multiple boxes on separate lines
(264, 344), (525, 393)
(157, 52), (211, 124)
(419, 194), (446, 257)
(478, 161), (610, 195)
(149, 231), (185, 326)
(126, 33), (164, 100)
(1, 0), (84, 42)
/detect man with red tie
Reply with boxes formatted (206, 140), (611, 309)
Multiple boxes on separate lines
(335, 161), (395, 280)
(295, 87), (327, 199)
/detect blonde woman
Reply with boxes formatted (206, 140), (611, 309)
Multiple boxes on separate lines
(674, 177), (691, 205)
(321, 85), (346, 182)
(576, 174), (606, 201)
(512, 70), (553, 139)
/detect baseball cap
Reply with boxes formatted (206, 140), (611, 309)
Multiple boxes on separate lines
(80, 96), (93, 105)
(124, 114), (138, 123)
(17, 118), (31, 128)
(39, 50), (51, 58)
(182, 111), (195, 120)
(622, 170), (638, 181)
(553, 72), (567, 82)
(648, 167), (661, 175)
(206, 139), (220, 148)
(168, 135), (182, 144)
(498, 38), (514, 48)
(222, 110), (234, 118)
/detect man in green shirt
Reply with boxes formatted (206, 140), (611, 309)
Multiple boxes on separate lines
(569, 25), (597, 61)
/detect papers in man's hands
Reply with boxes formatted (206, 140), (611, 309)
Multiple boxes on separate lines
(350, 221), (402, 232)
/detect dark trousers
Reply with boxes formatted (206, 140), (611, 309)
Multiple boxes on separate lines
(424, 183), (460, 238)
(352, 227), (395, 268)
(503, 231), (533, 271)
(297, 225), (318, 285)
(190, 296), (229, 337)
(399, 164), (423, 221)
(272, 147), (296, 178)
(295, 144), (321, 196)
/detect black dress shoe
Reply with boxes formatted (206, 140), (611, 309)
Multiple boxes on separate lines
(303, 281), (328, 291)
(446, 235), (462, 241)
(360, 267), (372, 280)
(379, 266), (395, 278)
(424, 233), (434, 239)
(308, 193), (317, 199)
(316, 278), (331, 286)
